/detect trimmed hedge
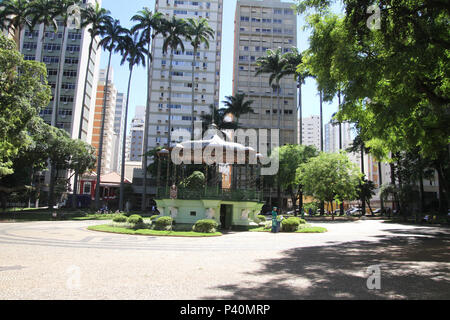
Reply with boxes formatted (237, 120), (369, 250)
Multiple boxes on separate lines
(127, 214), (144, 225)
(112, 215), (127, 223)
(150, 215), (160, 221)
(257, 215), (267, 223)
(281, 217), (302, 232)
(154, 216), (173, 231)
(193, 219), (219, 233)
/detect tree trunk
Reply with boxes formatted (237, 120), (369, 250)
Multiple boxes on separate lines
(142, 37), (152, 211)
(119, 66), (133, 211)
(298, 79), (302, 145)
(436, 163), (448, 215)
(168, 49), (174, 147)
(361, 145), (366, 216)
(191, 46), (197, 140)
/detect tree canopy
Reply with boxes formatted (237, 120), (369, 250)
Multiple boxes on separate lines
(0, 34), (51, 176)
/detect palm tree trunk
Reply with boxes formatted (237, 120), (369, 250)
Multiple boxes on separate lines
(276, 82), (282, 210)
(119, 66), (133, 211)
(319, 90), (324, 152)
(319, 90), (324, 215)
(298, 79), (302, 145)
(73, 35), (95, 208)
(378, 161), (384, 213)
(361, 145), (366, 216)
(168, 49), (174, 147)
(191, 46), (197, 140)
(95, 51), (112, 209)
(142, 37), (152, 211)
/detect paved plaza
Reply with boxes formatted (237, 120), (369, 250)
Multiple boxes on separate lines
(0, 220), (449, 300)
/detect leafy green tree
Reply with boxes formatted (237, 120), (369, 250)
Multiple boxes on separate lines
(221, 93), (255, 128)
(276, 144), (318, 214)
(0, 34), (51, 177)
(297, 152), (362, 212)
(179, 171), (205, 190)
(296, 0), (450, 213)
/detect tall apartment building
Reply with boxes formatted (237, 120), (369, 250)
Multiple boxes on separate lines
(91, 67), (117, 175)
(324, 121), (353, 153)
(146, 0), (224, 150)
(301, 115), (321, 150)
(111, 92), (125, 173)
(128, 106), (146, 163)
(233, 0), (298, 146)
(19, 0), (101, 142)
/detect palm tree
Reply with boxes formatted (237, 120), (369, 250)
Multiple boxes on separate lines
(255, 48), (285, 144)
(185, 18), (215, 140)
(94, 19), (127, 209)
(0, 0), (32, 48)
(281, 47), (309, 145)
(52, 0), (81, 128)
(131, 8), (165, 212)
(116, 31), (148, 211)
(161, 16), (188, 147)
(72, 1), (111, 208)
(201, 104), (238, 133)
(28, 0), (59, 63)
(221, 93), (254, 128)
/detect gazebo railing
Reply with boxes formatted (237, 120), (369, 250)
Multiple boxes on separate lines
(156, 186), (262, 202)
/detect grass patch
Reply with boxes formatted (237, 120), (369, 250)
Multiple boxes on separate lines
(249, 224), (327, 233)
(88, 224), (222, 237)
(296, 226), (328, 233)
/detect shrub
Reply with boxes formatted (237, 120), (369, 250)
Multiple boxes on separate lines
(150, 215), (160, 221)
(154, 216), (173, 231)
(127, 214), (144, 225)
(113, 215), (127, 223)
(193, 219), (219, 233)
(298, 218), (307, 225)
(257, 215), (267, 223)
(281, 217), (301, 232)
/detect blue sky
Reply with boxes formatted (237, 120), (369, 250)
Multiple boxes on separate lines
(100, 0), (341, 127)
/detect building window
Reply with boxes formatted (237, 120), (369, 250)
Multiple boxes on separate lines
(83, 182), (91, 195)
(190, 211), (197, 217)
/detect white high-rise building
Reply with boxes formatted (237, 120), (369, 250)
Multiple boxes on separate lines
(111, 92), (125, 173)
(146, 0), (223, 151)
(18, 0), (102, 142)
(128, 106), (146, 163)
(301, 115), (321, 150)
(325, 121), (353, 154)
(233, 0), (298, 146)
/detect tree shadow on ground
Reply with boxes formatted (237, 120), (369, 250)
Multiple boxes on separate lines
(203, 227), (450, 300)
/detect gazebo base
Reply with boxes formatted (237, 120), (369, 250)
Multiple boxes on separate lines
(155, 199), (264, 230)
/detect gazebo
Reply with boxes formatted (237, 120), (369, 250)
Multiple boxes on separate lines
(154, 126), (265, 230)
